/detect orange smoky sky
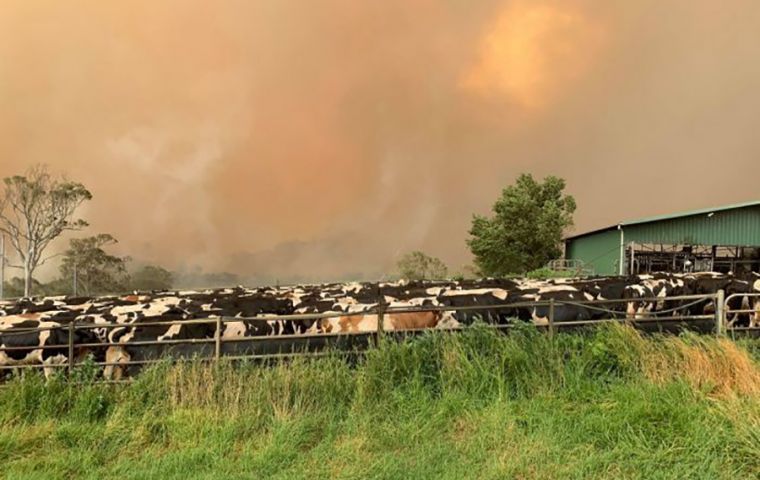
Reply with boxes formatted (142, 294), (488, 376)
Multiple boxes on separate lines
(1, 1), (759, 282)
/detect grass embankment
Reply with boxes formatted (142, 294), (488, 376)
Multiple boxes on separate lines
(1, 325), (759, 479)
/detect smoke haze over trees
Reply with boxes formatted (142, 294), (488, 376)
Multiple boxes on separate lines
(397, 251), (448, 281)
(59, 234), (129, 296)
(1, 1), (759, 282)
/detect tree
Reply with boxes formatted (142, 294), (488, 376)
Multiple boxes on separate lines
(2, 276), (39, 298)
(451, 264), (481, 281)
(0, 165), (92, 297)
(467, 173), (576, 276)
(59, 234), (129, 296)
(130, 265), (174, 291)
(397, 251), (448, 280)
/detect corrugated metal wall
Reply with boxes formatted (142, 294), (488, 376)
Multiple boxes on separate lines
(565, 228), (620, 275)
(625, 206), (760, 246)
(565, 205), (760, 275)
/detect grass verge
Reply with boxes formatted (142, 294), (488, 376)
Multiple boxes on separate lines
(1, 324), (758, 479)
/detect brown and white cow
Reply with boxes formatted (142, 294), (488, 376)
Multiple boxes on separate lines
(316, 311), (444, 334)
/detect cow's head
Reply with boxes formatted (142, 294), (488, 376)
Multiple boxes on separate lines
(437, 311), (460, 329)
(624, 285), (652, 319)
(70, 327), (102, 364)
(103, 346), (130, 381)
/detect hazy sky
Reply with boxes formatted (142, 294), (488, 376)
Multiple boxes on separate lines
(1, 1), (759, 281)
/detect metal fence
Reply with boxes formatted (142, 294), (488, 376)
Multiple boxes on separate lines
(0, 290), (758, 379)
(545, 259), (595, 276)
(723, 292), (760, 336)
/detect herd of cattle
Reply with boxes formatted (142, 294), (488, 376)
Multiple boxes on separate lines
(1, 272), (759, 379)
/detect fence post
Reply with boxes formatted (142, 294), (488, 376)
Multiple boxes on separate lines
(376, 302), (385, 347)
(715, 290), (725, 336)
(67, 321), (75, 376)
(215, 316), (223, 362)
(548, 298), (555, 339)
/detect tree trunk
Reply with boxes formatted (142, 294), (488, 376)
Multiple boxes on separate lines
(24, 259), (32, 298)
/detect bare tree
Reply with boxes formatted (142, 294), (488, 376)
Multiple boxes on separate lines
(0, 165), (92, 297)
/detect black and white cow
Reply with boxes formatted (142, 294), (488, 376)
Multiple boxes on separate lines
(435, 287), (522, 325)
(0, 315), (99, 377)
(528, 285), (593, 325)
(104, 317), (216, 380)
(4, 272), (759, 381)
(752, 276), (760, 327)
(573, 277), (631, 319)
(682, 273), (756, 326)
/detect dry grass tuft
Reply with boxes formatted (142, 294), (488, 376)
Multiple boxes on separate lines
(641, 335), (760, 398)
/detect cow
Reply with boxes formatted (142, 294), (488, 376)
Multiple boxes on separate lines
(624, 274), (693, 318)
(103, 297), (321, 379)
(573, 277), (631, 319)
(529, 285), (592, 325)
(752, 278), (760, 327)
(436, 288), (518, 325)
(684, 273), (745, 322)
(3, 272), (758, 382)
(623, 282), (657, 319)
(210, 293), (294, 318)
(103, 317), (216, 380)
(0, 316), (99, 378)
(315, 311), (444, 334)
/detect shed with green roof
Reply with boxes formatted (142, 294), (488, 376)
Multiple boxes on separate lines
(564, 201), (760, 275)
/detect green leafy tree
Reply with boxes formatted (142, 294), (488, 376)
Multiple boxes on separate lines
(0, 165), (92, 297)
(397, 251), (448, 280)
(130, 265), (174, 291)
(59, 234), (129, 296)
(467, 174), (576, 276)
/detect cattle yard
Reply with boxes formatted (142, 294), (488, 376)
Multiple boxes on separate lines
(1, 273), (759, 381)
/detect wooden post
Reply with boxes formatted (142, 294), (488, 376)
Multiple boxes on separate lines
(376, 302), (385, 347)
(548, 298), (555, 339)
(215, 316), (223, 362)
(715, 290), (725, 336)
(67, 321), (75, 376)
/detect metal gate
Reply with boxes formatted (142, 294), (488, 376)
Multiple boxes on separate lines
(723, 292), (760, 336)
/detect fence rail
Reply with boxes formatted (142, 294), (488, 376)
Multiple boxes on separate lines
(1, 290), (758, 377)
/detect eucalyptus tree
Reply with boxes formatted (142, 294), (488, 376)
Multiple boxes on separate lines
(0, 165), (92, 297)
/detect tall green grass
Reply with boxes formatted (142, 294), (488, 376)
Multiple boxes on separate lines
(1, 324), (758, 479)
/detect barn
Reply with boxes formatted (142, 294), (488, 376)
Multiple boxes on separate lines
(564, 201), (760, 276)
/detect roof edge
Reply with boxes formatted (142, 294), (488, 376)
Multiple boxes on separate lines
(565, 199), (760, 241)
(564, 225), (618, 241)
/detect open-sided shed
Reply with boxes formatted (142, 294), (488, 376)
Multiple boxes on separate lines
(564, 201), (760, 275)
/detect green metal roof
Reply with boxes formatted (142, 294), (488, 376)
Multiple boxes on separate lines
(622, 200), (760, 226)
(566, 200), (760, 241)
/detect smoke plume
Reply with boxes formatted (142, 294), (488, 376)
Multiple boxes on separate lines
(1, 1), (758, 282)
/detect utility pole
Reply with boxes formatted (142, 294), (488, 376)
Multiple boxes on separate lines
(73, 262), (78, 297)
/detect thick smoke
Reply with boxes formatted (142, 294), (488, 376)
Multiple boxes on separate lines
(1, 1), (758, 282)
